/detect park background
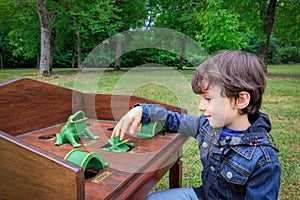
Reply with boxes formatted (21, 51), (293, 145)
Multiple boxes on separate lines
(0, 0), (299, 199)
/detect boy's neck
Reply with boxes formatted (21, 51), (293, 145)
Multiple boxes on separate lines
(227, 114), (251, 131)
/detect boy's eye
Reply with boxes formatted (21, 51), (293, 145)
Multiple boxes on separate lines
(200, 94), (212, 102)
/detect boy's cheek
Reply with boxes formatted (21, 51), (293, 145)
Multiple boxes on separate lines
(208, 115), (226, 128)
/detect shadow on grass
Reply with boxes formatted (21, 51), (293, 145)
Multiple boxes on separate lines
(266, 73), (300, 80)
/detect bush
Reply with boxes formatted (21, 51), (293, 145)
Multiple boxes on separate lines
(109, 48), (193, 68)
(274, 46), (300, 64)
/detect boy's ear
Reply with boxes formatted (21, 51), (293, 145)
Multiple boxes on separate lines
(236, 91), (250, 109)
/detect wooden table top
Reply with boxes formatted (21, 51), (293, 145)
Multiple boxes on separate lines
(17, 119), (187, 199)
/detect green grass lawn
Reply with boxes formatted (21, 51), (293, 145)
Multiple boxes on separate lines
(0, 64), (299, 199)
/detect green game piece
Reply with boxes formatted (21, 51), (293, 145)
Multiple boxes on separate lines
(101, 135), (134, 153)
(55, 111), (99, 148)
(64, 149), (108, 171)
(137, 121), (163, 138)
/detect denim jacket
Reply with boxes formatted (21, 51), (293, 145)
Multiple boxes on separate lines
(139, 104), (281, 200)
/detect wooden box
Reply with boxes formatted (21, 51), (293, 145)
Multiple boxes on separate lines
(0, 78), (188, 200)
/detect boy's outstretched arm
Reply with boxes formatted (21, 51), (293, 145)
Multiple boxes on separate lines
(111, 106), (143, 140)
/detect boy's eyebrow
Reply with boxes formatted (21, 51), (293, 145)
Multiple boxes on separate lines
(200, 90), (211, 95)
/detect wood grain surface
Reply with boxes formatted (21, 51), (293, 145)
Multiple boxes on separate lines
(0, 78), (188, 200)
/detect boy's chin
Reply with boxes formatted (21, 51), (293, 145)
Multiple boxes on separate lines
(208, 121), (223, 129)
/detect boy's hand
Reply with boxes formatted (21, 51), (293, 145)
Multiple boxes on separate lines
(111, 106), (143, 140)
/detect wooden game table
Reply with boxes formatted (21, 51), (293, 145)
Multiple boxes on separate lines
(0, 78), (189, 200)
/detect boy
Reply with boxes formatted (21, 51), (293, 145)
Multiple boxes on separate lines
(111, 50), (281, 199)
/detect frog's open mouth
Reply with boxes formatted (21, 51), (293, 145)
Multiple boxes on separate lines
(71, 111), (87, 123)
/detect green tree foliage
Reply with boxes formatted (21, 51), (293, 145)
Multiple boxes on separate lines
(0, 0), (299, 71)
(115, 0), (148, 30)
(0, 0), (39, 67)
(195, 0), (246, 53)
(274, 0), (300, 44)
(271, 0), (300, 63)
(54, 0), (122, 71)
(112, 0), (148, 70)
(147, 1), (205, 68)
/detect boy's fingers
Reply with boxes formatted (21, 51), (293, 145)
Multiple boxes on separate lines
(111, 120), (124, 138)
(129, 117), (140, 134)
(111, 127), (119, 138)
(111, 118), (131, 139)
(119, 129), (126, 140)
(111, 106), (142, 139)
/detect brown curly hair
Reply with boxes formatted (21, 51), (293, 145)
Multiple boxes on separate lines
(192, 50), (266, 115)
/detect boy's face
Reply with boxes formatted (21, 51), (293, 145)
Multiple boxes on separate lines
(198, 81), (241, 129)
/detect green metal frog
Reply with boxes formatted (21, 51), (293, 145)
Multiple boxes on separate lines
(55, 111), (99, 148)
(101, 135), (134, 153)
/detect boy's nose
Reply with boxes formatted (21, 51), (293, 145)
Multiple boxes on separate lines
(198, 100), (205, 112)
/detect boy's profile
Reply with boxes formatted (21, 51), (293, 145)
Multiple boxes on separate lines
(112, 50), (281, 199)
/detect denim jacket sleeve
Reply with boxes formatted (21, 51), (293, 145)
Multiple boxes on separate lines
(244, 147), (281, 199)
(138, 104), (200, 138)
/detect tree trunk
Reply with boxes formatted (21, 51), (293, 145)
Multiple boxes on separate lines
(76, 27), (82, 71)
(72, 48), (75, 68)
(39, 26), (51, 76)
(49, 28), (56, 73)
(37, 54), (40, 69)
(114, 37), (121, 71)
(0, 53), (3, 69)
(259, 0), (277, 72)
(37, 0), (51, 77)
(178, 35), (187, 70)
